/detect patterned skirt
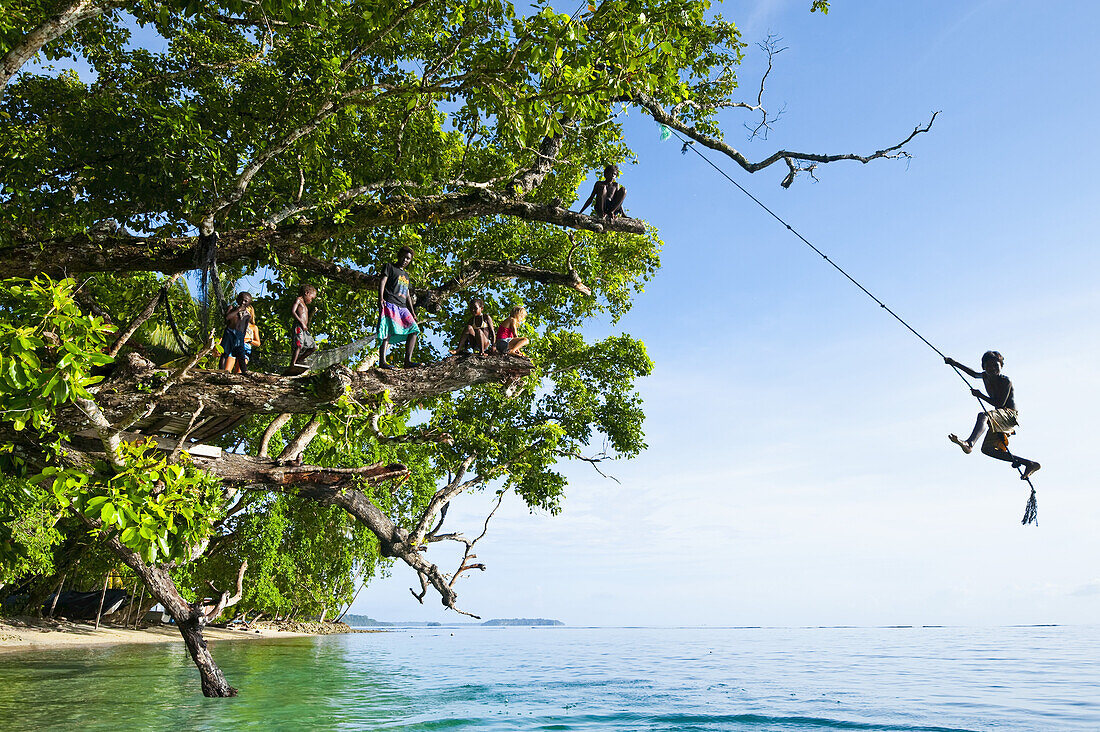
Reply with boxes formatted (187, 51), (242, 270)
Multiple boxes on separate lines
(377, 302), (420, 346)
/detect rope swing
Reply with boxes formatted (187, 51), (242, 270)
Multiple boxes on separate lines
(664, 128), (1039, 525)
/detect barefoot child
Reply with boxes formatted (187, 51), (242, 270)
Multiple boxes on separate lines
(219, 292), (253, 372)
(579, 164), (627, 219)
(945, 351), (1040, 480)
(236, 318), (260, 373)
(377, 246), (421, 369)
(289, 284), (317, 367)
(495, 306), (529, 356)
(224, 300), (260, 373)
(450, 298), (494, 355)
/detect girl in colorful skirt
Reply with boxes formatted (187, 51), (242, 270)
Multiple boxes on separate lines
(377, 246), (421, 368)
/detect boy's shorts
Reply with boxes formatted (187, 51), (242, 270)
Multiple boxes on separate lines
(987, 408), (1018, 434)
(220, 328), (246, 358)
(290, 325), (315, 351)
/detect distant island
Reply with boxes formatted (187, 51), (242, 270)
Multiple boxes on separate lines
(341, 614), (563, 628)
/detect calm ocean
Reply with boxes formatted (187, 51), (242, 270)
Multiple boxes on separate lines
(2, 625), (1098, 730)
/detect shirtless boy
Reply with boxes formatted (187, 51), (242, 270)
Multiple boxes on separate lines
(290, 284), (317, 367)
(945, 351), (1040, 480)
(579, 164), (627, 219)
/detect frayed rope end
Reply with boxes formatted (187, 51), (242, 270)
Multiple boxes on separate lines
(1021, 486), (1038, 526)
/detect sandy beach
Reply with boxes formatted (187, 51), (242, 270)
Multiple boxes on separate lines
(0, 617), (328, 654)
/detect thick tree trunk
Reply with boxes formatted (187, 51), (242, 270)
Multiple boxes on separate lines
(177, 615), (237, 697)
(95, 525), (238, 696)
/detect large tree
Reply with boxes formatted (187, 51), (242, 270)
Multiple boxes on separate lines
(0, 0), (932, 696)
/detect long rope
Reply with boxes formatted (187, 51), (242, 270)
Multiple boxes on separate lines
(666, 129), (1038, 524)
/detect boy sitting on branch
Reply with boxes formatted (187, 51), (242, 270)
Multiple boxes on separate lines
(579, 164), (627, 219)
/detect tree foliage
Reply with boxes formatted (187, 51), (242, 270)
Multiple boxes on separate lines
(0, 0), (921, 697)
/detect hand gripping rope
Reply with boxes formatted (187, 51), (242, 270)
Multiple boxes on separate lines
(666, 129), (1039, 525)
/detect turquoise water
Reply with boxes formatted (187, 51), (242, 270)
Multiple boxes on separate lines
(2, 626), (1099, 730)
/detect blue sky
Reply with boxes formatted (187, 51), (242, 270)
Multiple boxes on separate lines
(358, 0), (1100, 625)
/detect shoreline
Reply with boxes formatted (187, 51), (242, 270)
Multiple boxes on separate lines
(0, 617), (379, 654)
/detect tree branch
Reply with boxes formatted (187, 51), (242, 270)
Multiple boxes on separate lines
(71, 397), (122, 467)
(63, 355), (532, 435)
(197, 560), (248, 623)
(636, 91), (938, 187)
(410, 456), (475, 545)
(108, 273), (181, 357)
(200, 98), (343, 233)
(0, 0), (107, 94)
(258, 413), (292, 458)
(1, 192), (644, 281)
(277, 417), (321, 463)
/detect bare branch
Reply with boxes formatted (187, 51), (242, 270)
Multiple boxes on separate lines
(636, 91), (939, 187)
(410, 571), (430, 603)
(169, 397), (205, 462)
(277, 417), (321, 463)
(197, 560), (247, 624)
(558, 447), (620, 484)
(745, 35), (787, 141)
(258, 413), (292, 458)
(411, 456), (475, 545)
(447, 490), (505, 588)
(108, 273), (181, 357)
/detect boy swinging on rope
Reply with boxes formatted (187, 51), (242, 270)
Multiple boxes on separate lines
(945, 350), (1040, 480)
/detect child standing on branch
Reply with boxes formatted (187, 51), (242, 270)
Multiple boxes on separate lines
(579, 164), (627, 219)
(945, 351), (1040, 479)
(377, 246), (422, 369)
(289, 284), (317, 367)
(219, 292), (253, 372)
(239, 318), (260, 373)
